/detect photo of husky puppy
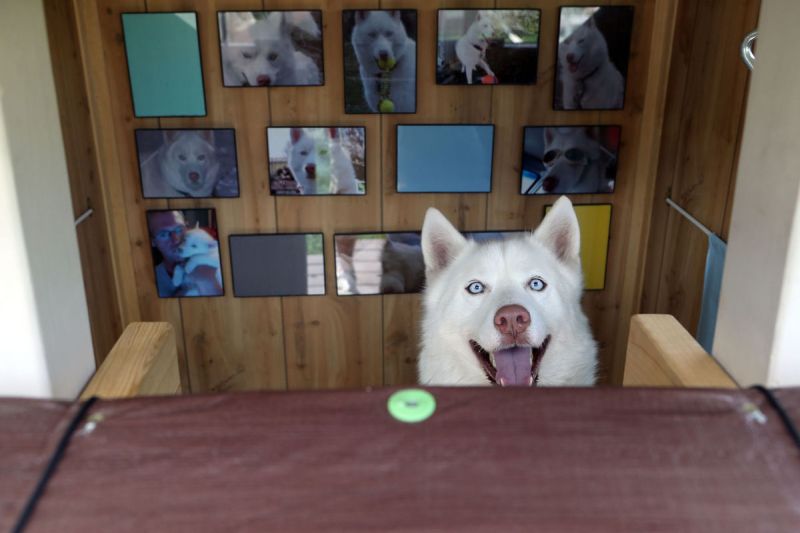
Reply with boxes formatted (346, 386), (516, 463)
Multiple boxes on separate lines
(343, 10), (417, 114)
(418, 197), (597, 386)
(218, 11), (322, 87)
(554, 6), (634, 110)
(521, 125), (620, 195)
(438, 9), (540, 85)
(267, 127), (366, 196)
(136, 129), (239, 199)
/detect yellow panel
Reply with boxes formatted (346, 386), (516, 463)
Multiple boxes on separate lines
(546, 204), (611, 290)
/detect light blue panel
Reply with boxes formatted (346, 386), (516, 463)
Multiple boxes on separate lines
(122, 13), (206, 117)
(397, 125), (494, 193)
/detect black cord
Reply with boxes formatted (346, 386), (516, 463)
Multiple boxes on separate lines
(11, 396), (99, 533)
(752, 385), (800, 451)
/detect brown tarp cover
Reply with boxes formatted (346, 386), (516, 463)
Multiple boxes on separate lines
(1, 387), (799, 532)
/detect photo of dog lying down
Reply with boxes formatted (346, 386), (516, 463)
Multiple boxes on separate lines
(418, 197), (597, 386)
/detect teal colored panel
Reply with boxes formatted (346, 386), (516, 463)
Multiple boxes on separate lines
(122, 13), (206, 117)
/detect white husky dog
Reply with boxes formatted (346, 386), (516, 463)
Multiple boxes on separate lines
(172, 225), (222, 297)
(220, 11), (321, 87)
(558, 16), (624, 109)
(419, 197), (597, 386)
(351, 11), (416, 113)
(286, 128), (318, 194)
(537, 127), (616, 194)
(140, 131), (221, 198)
(455, 11), (496, 84)
(326, 128), (361, 194)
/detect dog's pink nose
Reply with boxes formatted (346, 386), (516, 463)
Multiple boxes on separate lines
(379, 51), (389, 61)
(494, 305), (531, 338)
(257, 75), (271, 86)
(566, 53), (576, 64)
(542, 176), (558, 192)
(189, 171), (200, 182)
(305, 164), (316, 177)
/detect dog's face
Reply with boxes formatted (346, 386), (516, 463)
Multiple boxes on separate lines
(469, 12), (493, 39)
(286, 128), (317, 182)
(559, 16), (609, 78)
(177, 226), (218, 260)
(161, 133), (220, 195)
(539, 127), (610, 193)
(420, 197), (587, 386)
(221, 12), (295, 86)
(352, 11), (409, 65)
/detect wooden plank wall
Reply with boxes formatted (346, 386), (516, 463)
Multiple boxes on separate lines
(640, 0), (760, 338)
(66, 0), (675, 392)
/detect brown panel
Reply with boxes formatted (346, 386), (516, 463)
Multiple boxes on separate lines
(267, 0), (384, 389)
(641, 0), (759, 338)
(44, 0), (123, 365)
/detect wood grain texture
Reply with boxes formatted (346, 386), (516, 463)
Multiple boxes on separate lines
(80, 322), (181, 399)
(640, 1), (759, 340)
(624, 314), (737, 388)
(44, 0), (123, 365)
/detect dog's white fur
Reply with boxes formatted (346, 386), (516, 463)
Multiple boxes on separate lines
(220, 11), (320, 87)
(455, 11), (495, 84)
(539, 127), (615, 194)
(172, 225), (222, 296)
(140, 132), (220, 198)
(558, 16), (623, 109)
(327, 129), (361, 194)
(351, 11), (416, 113)
(286, 128), (318, 194)
(418, 197), (597, 386)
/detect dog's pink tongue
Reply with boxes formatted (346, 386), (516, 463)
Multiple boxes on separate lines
(493, 347), (533, 386)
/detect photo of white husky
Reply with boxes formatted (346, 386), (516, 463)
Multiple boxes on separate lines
(418, 197), (597, 387)
(438, 9), (540, 85)
(267, 127), (366, 195)
(218, 11), (322, 87)
(555, 6), (634, 110)
(172, 224), (223, 297)
(136, 129), (239, 198)
(344, 10), (417, 114)
(521, 126), (620, 195)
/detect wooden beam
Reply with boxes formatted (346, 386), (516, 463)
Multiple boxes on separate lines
(624, 314), (737, 388)
(81, 322), (181, 399)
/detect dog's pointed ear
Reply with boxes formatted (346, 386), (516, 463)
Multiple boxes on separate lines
(328, 128), (339, 140)
(391, 10), (403, 20)
(544, 127), (555, 144)
(422, 208), (466, 277)
(290, 128), (304, 144)
(533, 196), (581, 268)
(587, 16), (597, 29)
(355, 10), (368, 23)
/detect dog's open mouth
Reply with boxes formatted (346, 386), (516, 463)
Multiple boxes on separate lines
(469, 336), (551, 387)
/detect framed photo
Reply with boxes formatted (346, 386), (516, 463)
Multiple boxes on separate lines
(520, 125), (620, 195)
(342, 10), (417, 114)
(396, 124), (494, 193)
(229, 233), (325, 297)
(437, 9), (541, 85)
(121, 12), (206, 117)
(135, 129), (239, 199)
(145, 209), (223, 298)
(267, 127), (366, 195)
(217, 10), (323, 87)
(544, 204), (612, 290)
(554, 6), (634, 110)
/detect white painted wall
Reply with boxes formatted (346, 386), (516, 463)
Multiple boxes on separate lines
(714, 0), (800, 386)
(0, 0), (95, 398)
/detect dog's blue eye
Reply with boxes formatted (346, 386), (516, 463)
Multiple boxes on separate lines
(268, 52), (278, 61)
(368, 31), (378, 39)
(466, 281), (485, 295)
(529, 278), (546, 291)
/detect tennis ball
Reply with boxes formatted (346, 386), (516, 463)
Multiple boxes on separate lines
(379, 98), (395, 113)
(377, 57), (397, 71)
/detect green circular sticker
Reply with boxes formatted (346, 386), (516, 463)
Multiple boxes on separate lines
(387, 389), (436, 423)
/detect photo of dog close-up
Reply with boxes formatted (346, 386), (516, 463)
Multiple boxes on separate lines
(343, 10), (417, 114)
(418, 197), (598, 387)
(136, 129), (239, 199)
(554, 6), (634, 110)
(521, 125), (620, 195)
(146, 209), (224, 299)
(218, 11), (323, 87)
(267, 127), (365, 196)
(437, 9), (541, 85)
